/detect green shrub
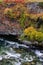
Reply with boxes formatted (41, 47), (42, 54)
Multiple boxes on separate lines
(38, 2), (43, 8)
(19, 12), (26, 28)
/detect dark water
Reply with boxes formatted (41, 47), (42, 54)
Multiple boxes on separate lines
(0, 38), (43, 65)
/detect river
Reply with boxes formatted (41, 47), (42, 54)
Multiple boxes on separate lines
(0, 38), (43, 65)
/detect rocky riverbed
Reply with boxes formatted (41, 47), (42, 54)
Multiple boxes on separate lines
(0, 38), (43, 65)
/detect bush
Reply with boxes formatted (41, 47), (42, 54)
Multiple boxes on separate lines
(4, 8), (12, 14)
(19, 12), (26, 28)
(21, 27), (43, 42)
(35, 32), (43, 42)
(38, 2), (43, 8)
(4, 8), (15, 19)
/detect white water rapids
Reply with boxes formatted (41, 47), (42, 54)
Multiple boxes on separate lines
(0, 39), (43, 65)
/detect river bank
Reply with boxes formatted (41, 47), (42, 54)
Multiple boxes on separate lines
(0, 35), (43, 50)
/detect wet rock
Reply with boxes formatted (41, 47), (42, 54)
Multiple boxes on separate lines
(3, 55), (10, 59)
(33, 41), (38, 45)
(22, 40), (32, 45)
(24, 56), (33, 62)
(5, 51), (21, 59)
(0, 56), (2, 61)
(39, 57), (43, 62)
(18, 39), (32, 45)
(35, 50), (43, 62)
(0, 38), (5, 46)
(19, 40), (43, 49)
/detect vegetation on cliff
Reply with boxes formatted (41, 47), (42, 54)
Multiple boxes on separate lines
(23, 27), (43, 42)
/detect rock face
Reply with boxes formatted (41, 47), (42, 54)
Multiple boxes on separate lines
(0, 2), (43, 34)
(0, 21), (21, 34)
(0, 3), (23, 35)
(26, 2), (43, 14)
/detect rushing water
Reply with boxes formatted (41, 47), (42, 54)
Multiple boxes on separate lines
(0, 38), (43, 65)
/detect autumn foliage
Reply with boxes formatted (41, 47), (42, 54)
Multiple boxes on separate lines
(23, 27), (43, 42)
(3, 0), (24, 3)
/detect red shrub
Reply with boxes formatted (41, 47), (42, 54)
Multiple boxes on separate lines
(3, 0), (24, 3)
